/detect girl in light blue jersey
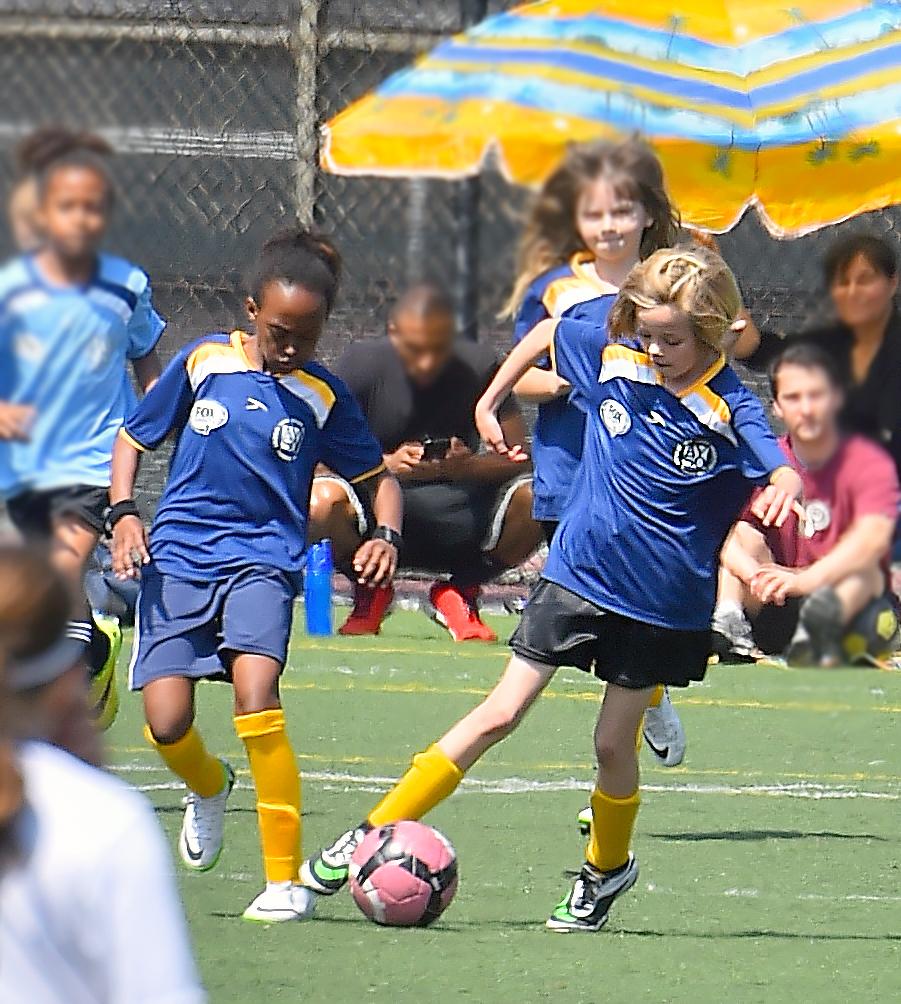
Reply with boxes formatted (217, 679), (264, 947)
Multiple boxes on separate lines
(0, 138), (164, 728)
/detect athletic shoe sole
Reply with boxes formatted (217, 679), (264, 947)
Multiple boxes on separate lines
(177, 763), (235, 873)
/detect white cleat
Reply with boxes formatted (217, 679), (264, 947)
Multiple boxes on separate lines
(243, 883), (317, 923)
(178, 761), (235, 872)
(642, 689), (686, 767)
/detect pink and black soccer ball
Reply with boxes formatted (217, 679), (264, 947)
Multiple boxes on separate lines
(349, 820), (458, 927)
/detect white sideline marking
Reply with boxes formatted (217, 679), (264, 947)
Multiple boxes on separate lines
(114, 765), (899, 802)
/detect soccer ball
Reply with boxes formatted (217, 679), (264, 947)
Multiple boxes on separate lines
(349, 820), (458, 927)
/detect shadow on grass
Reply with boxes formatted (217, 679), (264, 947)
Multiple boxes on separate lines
(647, 829), (888, 842)
(612, 927), (901, 943)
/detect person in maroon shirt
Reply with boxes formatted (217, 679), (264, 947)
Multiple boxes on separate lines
(713, 342), (900, 666)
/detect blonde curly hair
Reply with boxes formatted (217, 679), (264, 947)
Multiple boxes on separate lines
(607, 246), (741, 350)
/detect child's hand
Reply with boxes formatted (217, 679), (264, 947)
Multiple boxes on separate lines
(111, 516), (150, 579)
(475, 403), (528, 461)
(0, 402), (35, 441)
(352, 538), (397, 587)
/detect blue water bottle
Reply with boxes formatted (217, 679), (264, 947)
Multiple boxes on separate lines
(304, 538), (333, 636)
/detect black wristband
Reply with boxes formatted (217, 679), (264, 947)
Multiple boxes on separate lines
(372, 525), (403, 549)
(104, 499), (141, 535)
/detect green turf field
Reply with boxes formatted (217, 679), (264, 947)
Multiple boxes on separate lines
(107, 610), (900, 1004)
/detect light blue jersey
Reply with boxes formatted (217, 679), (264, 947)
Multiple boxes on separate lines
(0, 253), (164, 497)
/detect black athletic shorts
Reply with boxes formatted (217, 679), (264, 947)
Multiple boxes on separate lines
(510, 578), (711, 689)
(7, 485), (109, 537)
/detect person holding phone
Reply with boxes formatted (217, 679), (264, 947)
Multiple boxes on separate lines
(309, 283), (543, 641)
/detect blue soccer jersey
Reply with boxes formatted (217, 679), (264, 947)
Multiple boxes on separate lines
(0, 253), (164, 497)
(542, 323), (790, 631)
(513, 252), (614, 521)
(122, 331), (385, 581)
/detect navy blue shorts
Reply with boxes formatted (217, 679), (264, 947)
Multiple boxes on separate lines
(128, 564), (298, 691)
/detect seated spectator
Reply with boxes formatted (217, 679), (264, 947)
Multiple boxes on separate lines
(309, 284), (542, 641)
(713, 344), (900, 667)
(750, 234), (901, 478)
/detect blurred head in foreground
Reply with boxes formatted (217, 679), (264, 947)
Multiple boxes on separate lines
(609, 246), (741, 387)
(0, 544), (101, 767)
(8, 125), (113, 255)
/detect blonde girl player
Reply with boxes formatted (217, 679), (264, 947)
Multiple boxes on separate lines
(503, 136), (687, 771)
(303, 247), (802, 933)
(110, 228), (402, 923)
(0, 137), (162, 730)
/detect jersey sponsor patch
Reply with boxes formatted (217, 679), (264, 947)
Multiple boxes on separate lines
(271, 417), (305, 461)
(673, 437), (717, 474)
(599, 399), (631, 437)
(189, 399), (229, 436)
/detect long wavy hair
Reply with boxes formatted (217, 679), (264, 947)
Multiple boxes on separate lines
(501, 136), (680, 319)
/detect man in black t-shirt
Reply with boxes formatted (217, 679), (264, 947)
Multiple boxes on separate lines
(309, 284), (541, 640)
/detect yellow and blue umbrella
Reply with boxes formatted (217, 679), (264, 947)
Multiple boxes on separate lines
(321, 1), (901, 235)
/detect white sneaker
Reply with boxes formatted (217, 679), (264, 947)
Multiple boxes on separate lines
(243, 883), (317, 923)
(642, 689), (686, 767)
(711, 602), (757, 661)
(178, 761), (235, 872)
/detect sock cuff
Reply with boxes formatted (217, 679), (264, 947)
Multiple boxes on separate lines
(414, 744), (464, 783)
(144, 723), (197, 750)
(593, 786), (640, 808)
(235, 708), (286, 740)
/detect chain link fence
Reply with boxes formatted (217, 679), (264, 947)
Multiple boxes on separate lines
(3, 0), (901, 509)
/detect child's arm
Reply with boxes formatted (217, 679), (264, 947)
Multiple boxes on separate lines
(513, 366), (571, 404)
(475, 318), (557, 456)
(109, 432), (149, 579)
(353, 470), (403, 587)
(131, 348), (162, 394)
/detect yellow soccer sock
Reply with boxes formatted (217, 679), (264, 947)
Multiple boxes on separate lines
(585, 786), (640, 873)
(145, 724), (225, 798)
(649, 685), (665, 708)
(368, 744), (464, 827)
(235, 709), (301, 885)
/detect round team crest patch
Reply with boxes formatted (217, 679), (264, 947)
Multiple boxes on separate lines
(600, 399), (631, 437)
(189, 399), (229, 436)
(803, 499), (831, 538)
(271, 418), (305, 461)
(673, 437), (717, 474)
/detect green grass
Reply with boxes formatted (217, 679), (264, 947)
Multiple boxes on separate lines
(107, 610), (901, 1004)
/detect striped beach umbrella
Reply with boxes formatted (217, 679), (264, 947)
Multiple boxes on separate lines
(321, 1), (901, 235)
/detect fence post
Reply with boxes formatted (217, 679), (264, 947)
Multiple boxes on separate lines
(294, 0), (322, 226)
(455, 0), (489, 340)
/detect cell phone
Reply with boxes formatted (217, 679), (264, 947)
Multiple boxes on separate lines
(422, 437), (451, 461)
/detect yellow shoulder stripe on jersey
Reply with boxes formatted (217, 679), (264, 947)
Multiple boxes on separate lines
(279, 369), (336, 428)
(678, 385), (737, 446)
(599, 344), (659, 386)
(186, 338), (248, 391)
(675, 355), (736, 445)
(118, 427), (147, 453)
(348, 461), (387, 486)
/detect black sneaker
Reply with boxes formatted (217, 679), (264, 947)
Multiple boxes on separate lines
(300, 823), (371, 895)
(546, 854), (638, 933)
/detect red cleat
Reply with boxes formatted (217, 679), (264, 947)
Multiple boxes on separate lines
(429, 582), (497, 643)
(339, 583), (394, 636)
